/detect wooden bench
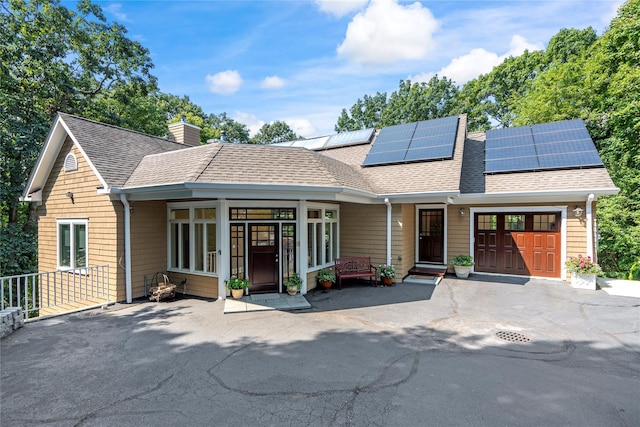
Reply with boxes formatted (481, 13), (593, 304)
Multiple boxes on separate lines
(335, 257), (378, 289)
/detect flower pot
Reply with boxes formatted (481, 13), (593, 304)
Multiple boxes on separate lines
(382, 277), (393, 286)
(454, 265), (471, 279)
(571, 272), (597, 290)
(287, 287), (298, 295)
(319, 280), (332, 290)
(231, 288), (245, 299)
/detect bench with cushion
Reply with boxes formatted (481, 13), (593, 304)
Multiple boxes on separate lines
(334, 257), (378, 289)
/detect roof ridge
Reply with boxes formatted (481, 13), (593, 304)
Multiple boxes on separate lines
(58, 112), (186, 148)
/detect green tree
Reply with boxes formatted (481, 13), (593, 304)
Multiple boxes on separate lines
(0, 0), (155, 275)
(335, 92), (387, 132)
(250, 121), (300, 145)
(382, 77), (459, 126)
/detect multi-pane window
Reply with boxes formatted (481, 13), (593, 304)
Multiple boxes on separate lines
(533, 214), (557, 231)
(308, 207), (338, 269)
(477, 214), (497, 230)
(505, 214), (525, 231)
(57, 219), (87, 269)
(169, 207), (217, 274)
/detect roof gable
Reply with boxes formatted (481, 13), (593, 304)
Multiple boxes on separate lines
(23, 113), (189, 200)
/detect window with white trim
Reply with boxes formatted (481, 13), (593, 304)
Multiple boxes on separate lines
(169, 206), (217, 274)
(57, 219), (87, 269)
(307, 206), (338, 269)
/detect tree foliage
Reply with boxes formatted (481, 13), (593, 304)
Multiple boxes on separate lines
(250, 121), (300, 145)
(334, 76), (459, 132)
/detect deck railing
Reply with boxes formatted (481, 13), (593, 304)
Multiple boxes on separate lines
(1, 265), (111, 320)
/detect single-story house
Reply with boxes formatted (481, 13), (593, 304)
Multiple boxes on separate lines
(22, 112), (618, 304)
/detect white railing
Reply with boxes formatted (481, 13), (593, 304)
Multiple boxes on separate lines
(1, 265), (110, 320)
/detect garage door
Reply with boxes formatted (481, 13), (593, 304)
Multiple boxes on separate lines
(474, 213), (561, 278)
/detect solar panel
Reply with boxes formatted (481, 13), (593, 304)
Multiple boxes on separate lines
(484, 119), (604, 174)
(404, 145), (454, 161)
(323, 128), (375, 149)
(362, 116), (459, 166)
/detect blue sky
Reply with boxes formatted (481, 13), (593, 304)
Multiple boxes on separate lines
(90, 0), (622, 137)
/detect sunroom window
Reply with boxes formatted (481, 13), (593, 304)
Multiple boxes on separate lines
(169, 206), (217, 274)
(57, 219), (87, 270)
(307, 206), (338, 269)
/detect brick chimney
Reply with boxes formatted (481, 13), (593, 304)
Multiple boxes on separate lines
(168, 115), (201, 146)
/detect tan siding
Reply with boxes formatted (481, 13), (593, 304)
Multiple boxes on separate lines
(340, 203), (387, 268)
(399, 204), (415, 279)
(130, 201), (168, 298)
(447, 205), (472, 272)
(178, 273), (218, 298)
(37, 136), (123, 305)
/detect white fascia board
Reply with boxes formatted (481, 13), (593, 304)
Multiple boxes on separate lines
(22, 115), (66, 200)
(112, 182), (378, 203)
(456, 188), (620, 205)
(377, 191), (460, 204)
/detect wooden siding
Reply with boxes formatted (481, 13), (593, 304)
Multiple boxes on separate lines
(340, 203), (387, 266)
(447, 205), (471, 272)
(130, 201), (168, 298)
(37, 136), (124, 304)
(399, 204), (415, 279)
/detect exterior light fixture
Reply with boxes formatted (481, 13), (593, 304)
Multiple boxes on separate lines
(459, 208), (466, 217)
(65, 192), (74, 204)
(573, 206), (584, 217)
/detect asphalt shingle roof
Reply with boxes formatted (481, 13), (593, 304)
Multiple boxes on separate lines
(59, 113), (188, 188)
(59, 113), (616, 198)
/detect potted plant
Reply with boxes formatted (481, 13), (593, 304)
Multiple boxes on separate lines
(285, 273), (303, 295)
(451, 255), (474, 279)
(316, 269), (336, 290)
(566, 254), (601, 290)
(379, 264), (396, 286)
(225, 277), (249, 299)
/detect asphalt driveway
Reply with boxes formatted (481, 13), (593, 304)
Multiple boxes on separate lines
(2, 276), (639, 426)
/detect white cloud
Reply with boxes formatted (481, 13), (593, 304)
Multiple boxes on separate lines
(284, 118), (317, 138)
(205, 70), (243, 95)
(233, 111), (265, 137)
(261, 75), (286, 89)
(413, 35), (543, 85)
(104, 4), (130, 22)
(315, 0), (369, 18)
(337, 0), (439, 66)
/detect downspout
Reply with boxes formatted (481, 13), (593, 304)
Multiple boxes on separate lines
(120, 193), (132, 303)
(586, 193), (595, 260)
(384, 198), (392, 266)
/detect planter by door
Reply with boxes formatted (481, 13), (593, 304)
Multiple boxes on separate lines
(454, 266), (471, 279)
(231, 288), (245, 299)
(382, 277), (394, 286)
(571, 273), (597, 290)
(319, 280), (332, 290)
(287, 287), (299, 295)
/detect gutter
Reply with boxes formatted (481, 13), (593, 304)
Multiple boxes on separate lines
(384, 198), (392, 266)
(586, 193), (595, 260)
(119, 193), (133, 303)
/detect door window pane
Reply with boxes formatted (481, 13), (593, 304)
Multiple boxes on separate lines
(505, 215), (525, 231)
(534, 214), (557, 231)
(477, 215), (497, 230)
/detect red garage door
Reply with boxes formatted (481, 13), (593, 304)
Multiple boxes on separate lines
(474, 213), (561, 278)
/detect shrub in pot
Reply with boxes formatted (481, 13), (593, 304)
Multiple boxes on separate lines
(316, 269), (336, 290)
(225, 277), (249, 299)
(451, 255), (474, 279)
(285, 273), (303, 295)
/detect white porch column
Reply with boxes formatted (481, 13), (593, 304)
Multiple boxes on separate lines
(218, 199), (229, 299)
(119, 193), (132, 303)
(298, 200), (308, 294)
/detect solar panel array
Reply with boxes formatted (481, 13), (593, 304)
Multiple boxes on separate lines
(485, 119), (603, 174)
(362, 116), (459, 167)
(273, 128), (375, 150)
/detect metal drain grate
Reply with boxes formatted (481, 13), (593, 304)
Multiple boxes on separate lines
(495, 330), (531, 343)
